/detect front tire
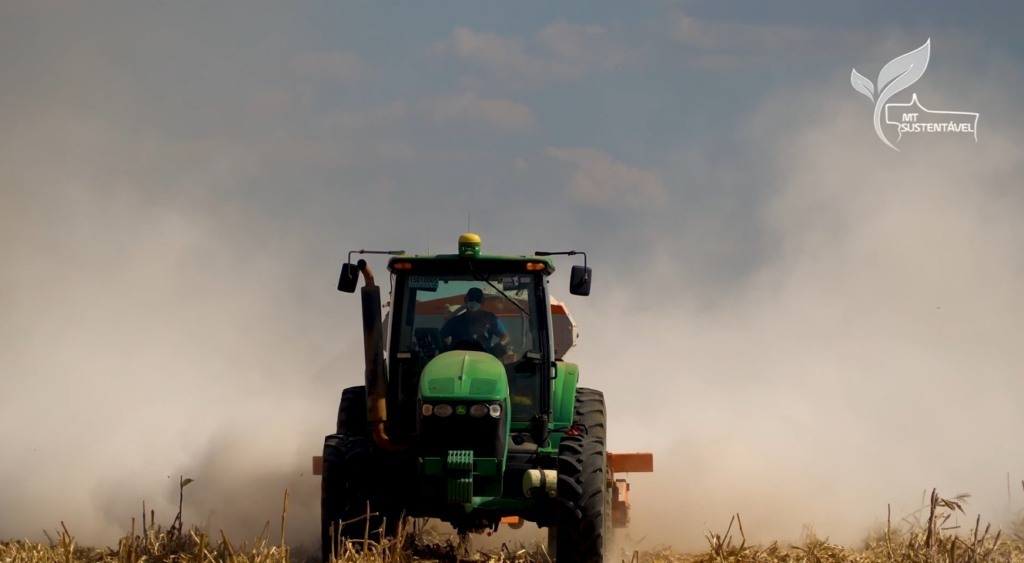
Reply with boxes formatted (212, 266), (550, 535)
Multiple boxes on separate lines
(550, 427), (611, 561)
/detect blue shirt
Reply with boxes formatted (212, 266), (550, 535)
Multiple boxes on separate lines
(440, 311), (507, 345)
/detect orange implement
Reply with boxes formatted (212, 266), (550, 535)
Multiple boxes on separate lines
(500, 516), (524, 529)
(607, 452), (653, 528)
(608, 452), (654, 473)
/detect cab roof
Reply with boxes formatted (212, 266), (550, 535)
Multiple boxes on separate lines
(386, 253), (556, 275)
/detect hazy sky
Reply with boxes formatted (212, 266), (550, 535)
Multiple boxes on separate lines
(2, 1), (1024, 552)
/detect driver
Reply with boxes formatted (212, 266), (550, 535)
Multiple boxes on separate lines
(440, 287), (511, 357)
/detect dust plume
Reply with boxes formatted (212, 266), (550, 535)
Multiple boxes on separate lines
(0, 107), (351, 545)
(0, 2), (360, 546)
(573, 76), (1024, 551)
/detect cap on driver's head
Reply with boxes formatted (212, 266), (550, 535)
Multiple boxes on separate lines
(466, 287), (484, 303)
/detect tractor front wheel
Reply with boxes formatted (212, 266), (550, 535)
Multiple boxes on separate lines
(549, 430), (611, 562)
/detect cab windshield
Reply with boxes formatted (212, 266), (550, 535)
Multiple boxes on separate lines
(393, 273), (539, 360)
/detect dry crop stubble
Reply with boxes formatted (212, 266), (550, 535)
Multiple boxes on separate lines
(4, 485), (1024, 562)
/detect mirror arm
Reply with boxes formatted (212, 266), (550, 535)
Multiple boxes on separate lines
(348, 249), (406, 263)
(534, 250), (587, 269)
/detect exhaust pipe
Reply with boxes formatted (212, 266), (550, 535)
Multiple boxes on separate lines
(357, 260), (406, 452)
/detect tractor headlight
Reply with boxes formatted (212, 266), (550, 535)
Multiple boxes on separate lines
(421, 403), (434, 417)
(433, 404), (453, 417)
(489, 403), (502, 418)
(469, 404), (489, 418)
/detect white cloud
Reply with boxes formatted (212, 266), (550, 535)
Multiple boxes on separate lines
(537, 21), (607, 61)
(429, 92), (535, 132)
(546, 147), (666, 208)
(289, 50), (370, 80)
(325, 101), (407, 132)
(670, 11), (868, 69)
(449, 27), (567, 79)
(457, 74), (486, 91)
(443, 23), (629, 82)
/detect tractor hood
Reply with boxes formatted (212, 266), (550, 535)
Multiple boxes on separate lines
(420, 351), (509, 402)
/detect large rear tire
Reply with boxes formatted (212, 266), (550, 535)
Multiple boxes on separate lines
(573, 387), (606, 443)
(322, 434), (406, 562)
(335, 386), (366, 436)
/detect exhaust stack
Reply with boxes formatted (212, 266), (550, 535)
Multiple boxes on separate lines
(357, 259), (406, 452)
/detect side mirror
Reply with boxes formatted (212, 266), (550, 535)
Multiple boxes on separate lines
(337, 262), (359, 293)
(569, 265), (592, 296)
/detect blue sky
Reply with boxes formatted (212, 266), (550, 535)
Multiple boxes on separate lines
(2, 0), (1024, 550)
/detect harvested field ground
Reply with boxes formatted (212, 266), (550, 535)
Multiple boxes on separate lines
(3, 490), (1023, 562)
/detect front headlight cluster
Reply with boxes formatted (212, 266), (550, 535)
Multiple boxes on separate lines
(422, 402), (502, 418)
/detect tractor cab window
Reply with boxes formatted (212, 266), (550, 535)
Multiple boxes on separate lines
(395, 274), (539, 361)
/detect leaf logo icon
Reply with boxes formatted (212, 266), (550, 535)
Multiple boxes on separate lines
(850, 69), (874, 101)
(851, 38), (931, 150)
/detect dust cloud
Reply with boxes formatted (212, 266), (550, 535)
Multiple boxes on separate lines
(572, 82), (1024, 551)
(0, 105), (344, 544)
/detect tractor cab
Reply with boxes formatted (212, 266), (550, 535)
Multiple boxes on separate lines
(333, 233), (591, 445)
(389, 271), (546, 422)
(378, 234), (589, 440)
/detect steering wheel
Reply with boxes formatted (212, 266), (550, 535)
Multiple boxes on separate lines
(447, 338), (489, 353)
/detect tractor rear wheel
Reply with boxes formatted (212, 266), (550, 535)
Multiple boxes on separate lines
(335, 386), (367, 435)
(322, 434), (404, 561)
(574, 387), (606, 443)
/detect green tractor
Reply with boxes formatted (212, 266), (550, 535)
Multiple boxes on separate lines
(314, 234), (653, 562)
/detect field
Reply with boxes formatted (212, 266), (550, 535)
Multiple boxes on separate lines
(3, 488), (1023, 562)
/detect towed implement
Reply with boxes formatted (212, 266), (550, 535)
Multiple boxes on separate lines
(313, 234), (653, 562)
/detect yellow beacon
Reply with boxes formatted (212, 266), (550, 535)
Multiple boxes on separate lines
(458, 233), (482, 257)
